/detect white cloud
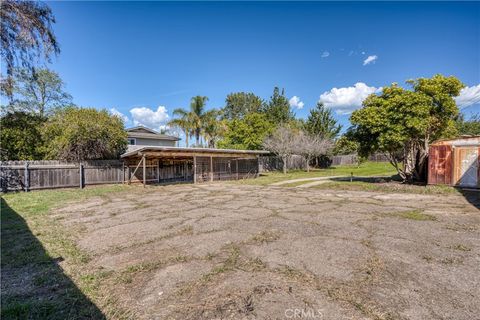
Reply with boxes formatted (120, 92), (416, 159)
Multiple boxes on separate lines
(109, 108), (130, 124)
(455, 84), (480, 109)
(363, 55), (378, 66)
(321, 51), (330, 58)
(319, 82), (381, 115)
(289, 96), (305, 109)
(361, 51), (366, 55)
(130, 105), (169, 132)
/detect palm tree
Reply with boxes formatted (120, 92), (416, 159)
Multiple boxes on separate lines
(202, 109), (225, 148)
(168, 108), (193, 147)
(189, 96), (208, 145)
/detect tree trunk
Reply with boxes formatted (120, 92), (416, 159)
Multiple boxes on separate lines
(195, 129), (201, 145)
(185, 133), (189, 147)
(306, 156), (310, 172)
(283, 155), (287, 174)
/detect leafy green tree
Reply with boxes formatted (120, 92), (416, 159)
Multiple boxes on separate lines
(333, 135), (359, 155)
(1, 0), (59, 97)
(223, 92), (263, 120)
(42, 107), (127, 161)
(202, 109), (225, 148)
(218, 113), (274, 150)
(261, 87), (294, 123)
(304, 102), (342, 139)
(7, 68), (72, 116)
(456, 113), (480, 136)
(350, 75), (464, 182)
(0, 111), (46, 160)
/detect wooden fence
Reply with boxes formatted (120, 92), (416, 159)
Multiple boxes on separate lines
(0, 160), (124, 192)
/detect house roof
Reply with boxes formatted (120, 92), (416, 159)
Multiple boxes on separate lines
(121, 146), (270, 158)
(126, 126), (180, 141)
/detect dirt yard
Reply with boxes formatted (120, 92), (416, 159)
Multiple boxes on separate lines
(38, 183), (477, 320)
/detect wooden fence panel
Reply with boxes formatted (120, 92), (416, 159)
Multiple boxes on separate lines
(0, 160), (124, 192)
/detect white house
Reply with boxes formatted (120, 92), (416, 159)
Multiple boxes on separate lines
(126, 126), (180, 151)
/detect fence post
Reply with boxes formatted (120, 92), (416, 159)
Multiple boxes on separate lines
(24, 162), (30, 192)
(79, 163), (84, 189)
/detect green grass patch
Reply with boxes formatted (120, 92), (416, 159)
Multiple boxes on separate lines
(395, 210), (437, 221)
(312, 181), (459, 195)
(1, 184), (133, 319)
(234, 161), (398, 186)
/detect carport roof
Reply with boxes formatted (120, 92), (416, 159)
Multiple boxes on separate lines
(121, 146), (270, 158)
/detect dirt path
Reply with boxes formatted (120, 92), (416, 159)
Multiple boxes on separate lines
(53, 183), (479, 319)
(269, 175), (345, 186)
(270, 175), (389, 187)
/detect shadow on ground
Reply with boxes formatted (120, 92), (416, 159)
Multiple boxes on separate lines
(0, 198), (105, 319)
(329, 176), (479, 211)
(459, 189), (480, 210)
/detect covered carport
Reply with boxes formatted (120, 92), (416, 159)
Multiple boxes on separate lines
(121, 146), (269, 186)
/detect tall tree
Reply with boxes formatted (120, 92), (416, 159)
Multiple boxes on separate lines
(223, 92), (263, 120)
(190, 95), (208, 145)
(218, 112), (274, 150)
(8, 68), (72, 116)
(169, 96), (209, 146)
(42, 107), (127, 161)
(202, 109), (224, 148)
(169, 108), (194, 147)
(0, 111), (46, 160)
(350, 75), (464, 182)
(261, 87), (294, 124)
(294, 132), (333, 172)
(304, 102), (342, 139)
(1, 0), (59, 97)
(263, 124), (297, 174)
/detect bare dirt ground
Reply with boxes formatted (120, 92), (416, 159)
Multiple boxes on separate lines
(55, 183), (479, 320)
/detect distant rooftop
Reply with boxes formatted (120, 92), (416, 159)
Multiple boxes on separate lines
(126, 126), (180, 141)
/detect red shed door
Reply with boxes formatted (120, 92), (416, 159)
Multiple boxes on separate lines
(456, 147), (479, 188)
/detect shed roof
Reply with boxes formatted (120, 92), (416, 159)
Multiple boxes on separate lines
(431, 135), (480, 147)
(121, 146), (270, 158)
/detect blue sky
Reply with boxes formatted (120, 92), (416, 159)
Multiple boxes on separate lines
(45, 1), (479, 141)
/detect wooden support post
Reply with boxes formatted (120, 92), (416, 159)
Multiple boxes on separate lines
(24, 162), (30, 192)
(157, 160), (160, 183)
(184, 161), (187, 181)
(256, 156), (260, 178)
(210, 156), (213, 182)
(142, 155), (146, 188)
(236, 159), (239, 180)
(127, 166), (131, 185)
(79, 163), (84, 189)
(193, 156), (197, 184)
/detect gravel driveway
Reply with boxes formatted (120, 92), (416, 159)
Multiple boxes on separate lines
(57, 183), (480, 320)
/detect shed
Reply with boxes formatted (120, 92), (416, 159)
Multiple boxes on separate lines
(120, 146), (270, 186)
(428, 136), (480, 188)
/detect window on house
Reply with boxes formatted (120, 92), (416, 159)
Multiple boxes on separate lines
(128, 138), (136, 145)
